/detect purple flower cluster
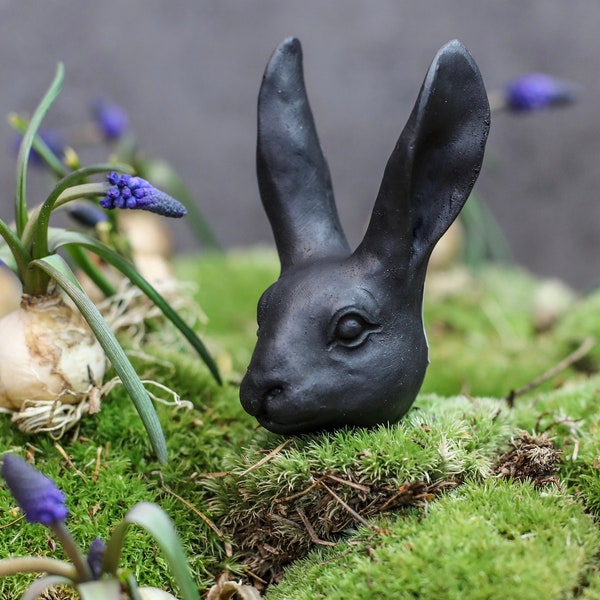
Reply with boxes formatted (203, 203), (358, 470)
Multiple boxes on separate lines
(101, 171), (187, 218)
(92, 98), (129, 141)
(2, 454), (69, 526)
(87, 537), (107, 579)
(505, 73), (576, 112)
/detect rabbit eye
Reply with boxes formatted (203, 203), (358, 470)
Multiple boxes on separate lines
(333, 313), (372, 347)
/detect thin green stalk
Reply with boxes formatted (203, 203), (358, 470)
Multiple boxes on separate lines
(124, 574), (144, 600)
(0, 218), (30, 281)
(27, 162), (131, 260)
(14, 64), (64, 237)
(0, 556), (76, 579)
(50, 521), (93, 582)
(66, 244), (118, 297)
(51, 182), (109, 210)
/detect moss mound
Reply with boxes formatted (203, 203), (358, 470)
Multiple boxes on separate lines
(1, 249), (600, 598)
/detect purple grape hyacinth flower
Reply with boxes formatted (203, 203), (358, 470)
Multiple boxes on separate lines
(92, 98), (129, 141)
(505, 73), (576, 112)
(87, 537), (107, 579)
(101, 171), (187, 218)
(67, 202), (110, 228)
(2, 454), (69, 525)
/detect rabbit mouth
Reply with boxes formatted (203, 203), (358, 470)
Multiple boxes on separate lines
(255, 411), (322, 435)
(255, 387), (328, 433)
(240, 375), (336, 433)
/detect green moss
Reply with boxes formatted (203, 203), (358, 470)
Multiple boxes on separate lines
(202, 394), (517, 582)
(265, 479), (600, 600)
(422, 267), (576, 397)
(2, 250), (600, 598)
(553, 287), (600, 371)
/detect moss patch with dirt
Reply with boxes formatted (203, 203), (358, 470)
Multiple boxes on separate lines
(2, 248), (600, 598)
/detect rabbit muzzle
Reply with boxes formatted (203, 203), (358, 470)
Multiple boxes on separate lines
(239, 331), (430, 434)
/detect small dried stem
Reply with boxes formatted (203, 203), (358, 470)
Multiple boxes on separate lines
(505, 337), (594, 406)
(296, 508), (337, 547)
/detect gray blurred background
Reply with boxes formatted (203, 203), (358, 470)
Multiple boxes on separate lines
(1, 1), (598, 289)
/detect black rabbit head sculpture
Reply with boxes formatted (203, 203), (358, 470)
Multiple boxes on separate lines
(240, 38), (490, 434)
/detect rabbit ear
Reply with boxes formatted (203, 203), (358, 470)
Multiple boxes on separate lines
(257, 37), (350, 273)
(355, 40), (490, 274)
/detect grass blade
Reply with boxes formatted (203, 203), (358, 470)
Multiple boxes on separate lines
(31, 254), (168, 464)
(15, 63), (64, 236)
(103, 502), (199, 600)
(49, 229), (222, 385)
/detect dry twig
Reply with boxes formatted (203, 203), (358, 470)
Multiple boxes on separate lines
(505, 337), (594, 406)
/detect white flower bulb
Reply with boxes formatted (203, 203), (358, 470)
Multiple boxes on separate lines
(0, 290), (105, 410)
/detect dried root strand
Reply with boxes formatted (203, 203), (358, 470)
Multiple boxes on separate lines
(96, 277), (205, 344)
(0, 384), (103, 437)
(0, 375), (189, 437)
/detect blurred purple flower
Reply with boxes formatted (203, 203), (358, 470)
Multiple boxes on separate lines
(101, 171), (187, 218)
(67, 202), (109, 228)
(14, 128), (65, 165)
(87, 537), (106, 579)
(2, 454), (69, 526)
(92, 98), (129, 141)
(505, 73), (576, 112)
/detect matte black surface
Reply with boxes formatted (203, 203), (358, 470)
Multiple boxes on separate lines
(239, 39), (490, 433)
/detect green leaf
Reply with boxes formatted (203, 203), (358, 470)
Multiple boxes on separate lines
(14, 63), (64, 237)
(9, 112), (67, 178)
(103, 502), (199, 600)
(31, 254), (168, 464)
(49, 229), (222, 385)
(0, 218), (29, 280)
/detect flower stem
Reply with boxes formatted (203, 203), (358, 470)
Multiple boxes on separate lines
(0, 218), (30, 282)
(0, 556), (76, 579)
(50, 521), (93, 582)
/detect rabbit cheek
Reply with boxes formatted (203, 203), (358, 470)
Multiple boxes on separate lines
(328, 322), (429, 425)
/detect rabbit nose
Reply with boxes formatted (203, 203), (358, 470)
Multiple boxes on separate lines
(265, 385), (284, 402)
(239, 375), (261, 416)
(240, 371), (286, 417)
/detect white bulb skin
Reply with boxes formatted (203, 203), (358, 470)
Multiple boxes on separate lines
(137, 588), (180, 600)
(0, 291), (106, 410)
